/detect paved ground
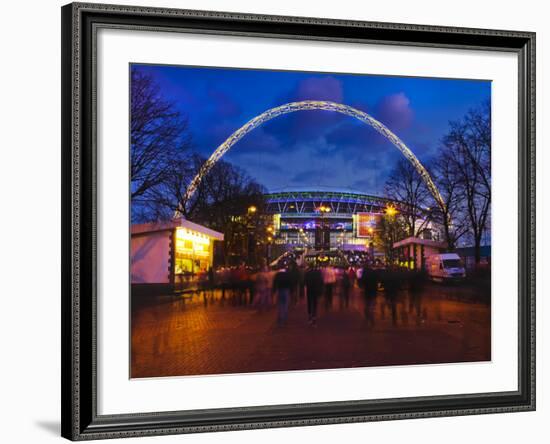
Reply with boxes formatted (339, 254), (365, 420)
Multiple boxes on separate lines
(131, 282), (490, 378)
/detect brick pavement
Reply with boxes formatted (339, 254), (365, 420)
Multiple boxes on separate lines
(131, 283), (491, 378)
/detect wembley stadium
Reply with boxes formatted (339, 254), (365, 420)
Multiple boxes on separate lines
(263, 186), (433, 253)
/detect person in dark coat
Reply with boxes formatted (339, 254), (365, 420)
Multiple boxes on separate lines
(272, 268), (293, 325)
(287, 261), (300, 306)
(340, 267), (353, 309)
(304, 265), (324, 325)
(360, 265), (378, 298)
(360, 265), (378, 326)
(382, 268), (401, 326)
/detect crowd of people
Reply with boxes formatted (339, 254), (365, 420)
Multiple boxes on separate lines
(192, 259), (426, 327)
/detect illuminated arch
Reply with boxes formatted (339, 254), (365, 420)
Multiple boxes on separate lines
(178, 100), (444, 214)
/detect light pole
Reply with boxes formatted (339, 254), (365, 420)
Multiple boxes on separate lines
(384, 204), (399, 266)
(246, 205), (258, 266)
(265, 225), (274, 265)
(316, 205), (331, 251)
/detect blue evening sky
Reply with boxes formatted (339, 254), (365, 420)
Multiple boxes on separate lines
(133, 64), (490, 195)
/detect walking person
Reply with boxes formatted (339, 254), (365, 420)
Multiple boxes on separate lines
(255, 263), (272, 312)
(288, 260), (300, 306)
(360, 264), (378, 327)
(235, 263), (249, 305)
(220, 267), (229, 301)
(272, 267), (292, 325)
(304, 265), (323, 325)
(361, 264), (378, 298)
(341, 267), (352, 309)
(322, 265), (336, 309)
(382, 268), (400, 326)
(298, 265), (306, 300)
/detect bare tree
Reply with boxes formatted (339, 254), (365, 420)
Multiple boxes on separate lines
(439, 101), (491, 263)
(430, 156), (469, 250)
(130, 68), (192, 200)
(133, 154), (203, 221)
(189, 159), (267, 266)
(190, 159), (266, 231)
(385, 158), (432, 238)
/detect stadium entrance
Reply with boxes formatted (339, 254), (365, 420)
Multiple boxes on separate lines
(264, 187), (393, 254)
(314, 224), (331, 250)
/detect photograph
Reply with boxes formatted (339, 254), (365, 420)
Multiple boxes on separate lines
(56, 1), (536, 440)
(129, 64), (492, 379)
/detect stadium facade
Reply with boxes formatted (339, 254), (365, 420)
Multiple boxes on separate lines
(263, 186), (440, 253)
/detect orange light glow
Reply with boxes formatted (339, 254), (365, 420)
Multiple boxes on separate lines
(385, 205), (398, 217)
(175, 228), (210, 245)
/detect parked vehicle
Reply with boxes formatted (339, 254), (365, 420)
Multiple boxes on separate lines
(426, 253), (466, 282)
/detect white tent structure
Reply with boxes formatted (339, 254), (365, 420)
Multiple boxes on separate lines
(131, 218), (223, 292)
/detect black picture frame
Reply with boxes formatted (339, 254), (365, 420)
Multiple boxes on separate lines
(61, 2), (536, 440)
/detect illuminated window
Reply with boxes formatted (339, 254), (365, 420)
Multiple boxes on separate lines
(174, 227), (212, 275)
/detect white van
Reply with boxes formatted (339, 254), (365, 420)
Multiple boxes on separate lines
(426, 253), (466, 282)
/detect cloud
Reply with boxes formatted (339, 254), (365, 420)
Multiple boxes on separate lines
(319, 92), (420, 171)
(351, 178), (380, 193)
(374, 92), (414, 131)
(347, 149), (402, 193)
(197, 77), (346, 157)
(325, 120), (385, 154)
(191, 87), (420, 195)
(290, 168), (326, 185)
(263, 76), (346, 142)
(207, 89), (242, 118)
(258, 160), (285, 174)
(231, 126), (282, 155)
(292, 76), (344, 103)
(409, 141), (434, 158)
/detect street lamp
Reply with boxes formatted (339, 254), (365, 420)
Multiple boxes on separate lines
(246, 205), (258, 265)
(265, 235), (272, 264)
(385, 204), (398, 217)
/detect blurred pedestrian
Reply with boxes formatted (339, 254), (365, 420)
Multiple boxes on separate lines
(383, 268), (401, 326)
(360, 265), (378, 298)
(288, 260), (300, 306)
(347, 266), (356, 287)
(207, 266), (215, 297)
(235, 263), (250, 305)
(305, 265), (323, 325)
(322, 265), (336, 309)
(255, 263), (272, 312)
(273, 267), (292, 325)
(360, 265), (378, 326)
(298, 265), (306, 300)
(341, 267), (351, 309)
